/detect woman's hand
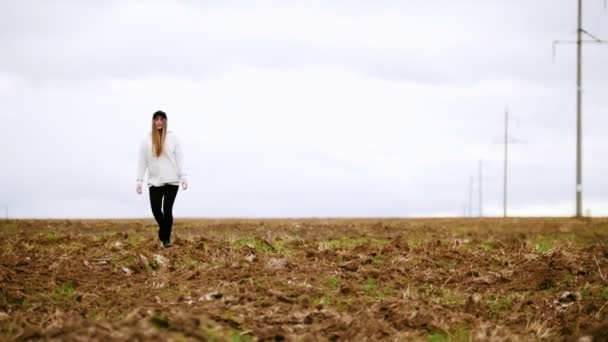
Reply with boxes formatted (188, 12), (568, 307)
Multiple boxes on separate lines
(182, 181), (188, 191)
(136, 184), (143, 195)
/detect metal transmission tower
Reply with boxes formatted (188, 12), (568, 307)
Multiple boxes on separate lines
(553, 0), (607, 217)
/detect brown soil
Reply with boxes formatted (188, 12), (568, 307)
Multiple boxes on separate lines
(1, 218), (608, 341)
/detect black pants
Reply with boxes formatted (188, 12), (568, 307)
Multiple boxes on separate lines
(149, 184), (179, 242)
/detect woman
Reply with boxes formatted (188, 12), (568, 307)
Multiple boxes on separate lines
(136, 110), (188, 248)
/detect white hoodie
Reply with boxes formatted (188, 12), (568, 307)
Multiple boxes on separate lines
(137, 131), (187, 187)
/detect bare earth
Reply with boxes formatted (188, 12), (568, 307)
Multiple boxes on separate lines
(1, 218), (608, 341)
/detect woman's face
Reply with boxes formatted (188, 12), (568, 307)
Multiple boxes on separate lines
(154, 117), (165, 130)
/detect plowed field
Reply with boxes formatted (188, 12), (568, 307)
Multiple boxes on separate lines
(1, 218), (608, 341)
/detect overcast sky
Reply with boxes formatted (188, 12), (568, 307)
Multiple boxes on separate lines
(1, 0), (607, 218)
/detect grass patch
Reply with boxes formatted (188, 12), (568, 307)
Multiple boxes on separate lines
(428, 325), (469, 342)
(562, 273), (575, 287)
(0, 220), (21, 234)
(160, 286), (190, 301)
(0, 240), (16, 257)
(327, 275), (340, 289)
(92, 231), (118, 241)
(433, 288), (466, 307)
(372, 256), (384, 264)
(124, 254), (137, 265)
(174, 335), (189, 342)
(561, 230), (608, 246)
(37, 231), (64, 241)
(272, 239), (289, 255)
(363, 277), (378, 293)
(581, 284), (608, 301)
(320, 238), (366, 249)
(429, 330), (449, 342)
(487, 293), (517, 318)
(451, 226), (478, 234)
(314, 294), (333, 306)
(200, 324), (253, 342)
(311, 292), (354, 312)
(406, 233), (433, 247)
(57, 241), (85, 252)
(530, 236), (555, 253)
(52, 282), (77, 303)
(127, 234), (144, 247)
(149, 260), (161, 271)
(450, 325), (471, 342)
(581, 283), (592, 299)
(319, 238), (389, 250)
(230, 332), (253, 342)
(0, 292), (27, 309)
(150, 314), (171, 330)
(200, 326), (222, 340)
(180, 255), (202, 270)
(601, 286), (608, 301)
(480, 243), (494, 252)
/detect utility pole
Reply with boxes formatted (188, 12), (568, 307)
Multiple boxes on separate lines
(553, 0), (607, 217)
(496, 106), (524, 218)
(478, 160), (483, 217)
(503, 107), (509, 218)
(576, 0), (583, 218)
(468, 175), (473, 217)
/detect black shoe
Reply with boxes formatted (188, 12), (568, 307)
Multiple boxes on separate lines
(162, 240), (173, 248)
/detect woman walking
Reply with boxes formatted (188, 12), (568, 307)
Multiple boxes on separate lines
(136, 110), (188, 248)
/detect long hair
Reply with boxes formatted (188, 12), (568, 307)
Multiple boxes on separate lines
(152, 119), (167, 157)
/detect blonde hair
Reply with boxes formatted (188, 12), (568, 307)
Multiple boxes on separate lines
(152, 119), (167, 157)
